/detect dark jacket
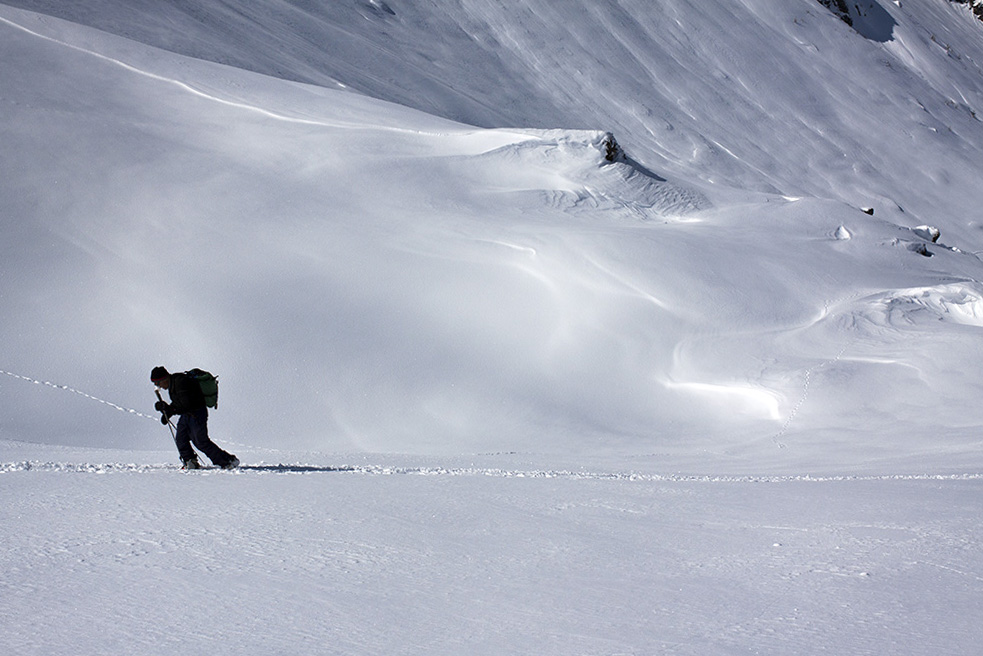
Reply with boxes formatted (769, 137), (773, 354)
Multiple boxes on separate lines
(165, 372), (206, 415)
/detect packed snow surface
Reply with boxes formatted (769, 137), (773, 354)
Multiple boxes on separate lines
(2, 0), (983, 653)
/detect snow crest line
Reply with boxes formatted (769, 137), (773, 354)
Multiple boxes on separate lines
(2, 460), (983, 483)
(0, 13), (328, 126)
(0, 370), (156, 421)
(0, 13), (448, 137)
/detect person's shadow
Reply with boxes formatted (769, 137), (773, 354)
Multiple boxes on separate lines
(238, 464), (359, 474)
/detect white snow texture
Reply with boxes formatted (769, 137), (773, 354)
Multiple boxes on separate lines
(2, 1), (983, 654)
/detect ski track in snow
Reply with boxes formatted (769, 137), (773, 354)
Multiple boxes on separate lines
(0, 370), (156, 421)
(2, 459), (982, 484)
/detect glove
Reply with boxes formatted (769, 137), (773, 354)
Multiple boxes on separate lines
(155, 400), (172, 423)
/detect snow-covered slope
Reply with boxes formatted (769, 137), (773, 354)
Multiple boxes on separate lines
(4, 0), (983, 471)
(6, 0), (983, 214)
(4, 1), (983, 471)
(4, 2), (983, 654)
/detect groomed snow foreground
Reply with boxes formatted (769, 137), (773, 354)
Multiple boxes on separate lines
(3, 0), (983, 653)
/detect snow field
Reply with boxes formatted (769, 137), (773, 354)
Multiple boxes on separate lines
(3, 452), (982, 655)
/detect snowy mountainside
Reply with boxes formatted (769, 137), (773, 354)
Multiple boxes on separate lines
(6, 0), (983, 216)
(2, 1), (983, 472)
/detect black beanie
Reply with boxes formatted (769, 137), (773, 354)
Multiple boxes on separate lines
(150, 366), (169, 383)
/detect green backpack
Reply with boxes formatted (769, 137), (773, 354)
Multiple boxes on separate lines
(187, 368), (219, 409)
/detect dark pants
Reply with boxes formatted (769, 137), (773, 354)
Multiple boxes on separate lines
(174, 406), (233, 466)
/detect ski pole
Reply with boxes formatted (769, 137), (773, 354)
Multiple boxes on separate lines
(155, 388), (176, 440)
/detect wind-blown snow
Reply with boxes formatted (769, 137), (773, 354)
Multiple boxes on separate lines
(2, 0), (983, 653)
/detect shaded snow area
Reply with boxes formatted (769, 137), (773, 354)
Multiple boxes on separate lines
(2, 0), (983, 653)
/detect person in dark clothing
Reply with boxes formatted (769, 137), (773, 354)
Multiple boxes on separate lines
(151, 366), (239, 470)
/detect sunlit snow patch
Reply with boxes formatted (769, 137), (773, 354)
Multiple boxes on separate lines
(663, 380), (783, 421)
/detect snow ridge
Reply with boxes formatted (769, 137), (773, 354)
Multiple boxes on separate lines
(0, 12), (450, 136)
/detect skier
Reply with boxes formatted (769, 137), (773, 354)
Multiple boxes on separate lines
(151, 366), (239, 470)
